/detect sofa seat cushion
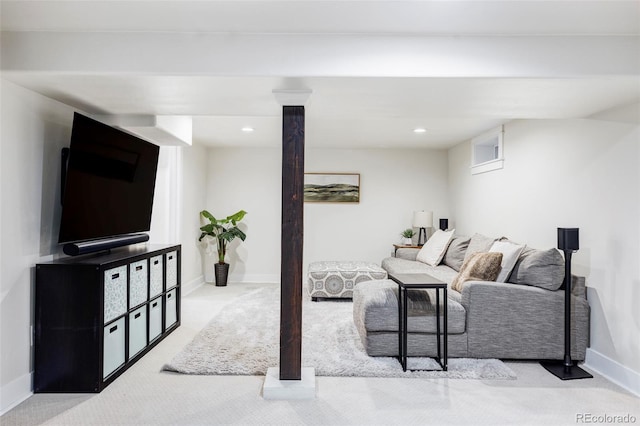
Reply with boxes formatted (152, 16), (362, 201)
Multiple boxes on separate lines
(381, 258), (462, 304)
(429, 265), (460, 287)
(381, 257), (433, 275)
(381, 258), (458, 283)
(353, 279), (466, 334)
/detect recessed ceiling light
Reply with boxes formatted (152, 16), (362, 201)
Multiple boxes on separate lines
(413, 128), (427, 133)
(241, 127), (254, 133)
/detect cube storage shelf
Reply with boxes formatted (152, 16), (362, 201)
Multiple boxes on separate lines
(34, 243), (181, 393)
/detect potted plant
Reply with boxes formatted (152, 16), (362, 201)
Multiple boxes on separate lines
(199, 209), (247, 286)
(400, 228), (415, 245)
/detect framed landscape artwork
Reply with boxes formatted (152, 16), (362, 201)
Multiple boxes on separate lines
(304, 173), (360, 203)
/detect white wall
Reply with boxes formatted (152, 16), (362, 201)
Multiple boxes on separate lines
(204, 146), (449, 282)
(180, 144), (210, 291)
(205, 147), (282, 283)
(0, 80), (74, 412)
(448, 113), (640, 384)
(150, 144), (212, 293)
(149, 147), (181, 245)
(304, 148), (449, 267)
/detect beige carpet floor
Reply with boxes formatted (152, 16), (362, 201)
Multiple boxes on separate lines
(2, 282), (639, 426)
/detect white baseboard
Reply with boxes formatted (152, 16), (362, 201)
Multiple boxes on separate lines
(228, 273), (280, 284)
(181, 275), (204, 296)
(584, 348), (640, 397)
(181, 274), (279, 296)
(0, 372), (33, 416)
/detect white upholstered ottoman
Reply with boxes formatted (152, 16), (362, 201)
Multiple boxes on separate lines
(307, 261), (388, 301)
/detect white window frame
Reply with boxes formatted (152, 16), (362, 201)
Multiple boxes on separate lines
(471, 125), (504, 175)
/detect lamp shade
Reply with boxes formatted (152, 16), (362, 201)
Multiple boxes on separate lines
(412, 211), (433, 228)
(558, 228), (579, 251)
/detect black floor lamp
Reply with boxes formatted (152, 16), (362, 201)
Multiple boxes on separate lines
(540, 228), (593, 380)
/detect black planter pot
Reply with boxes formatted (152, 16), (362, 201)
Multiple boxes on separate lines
(214, 262), (230, 286)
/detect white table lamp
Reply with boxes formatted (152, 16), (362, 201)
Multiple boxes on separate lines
(413, 211), (433, 246)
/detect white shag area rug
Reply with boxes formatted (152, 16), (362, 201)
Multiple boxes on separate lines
(163, 287), (516, 379)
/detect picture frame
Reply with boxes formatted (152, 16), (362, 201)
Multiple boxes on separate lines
(304, 173), (360, 203)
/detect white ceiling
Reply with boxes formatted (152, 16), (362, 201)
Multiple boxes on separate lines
(2, 1), (639, 149)
(3, 0), (639, 35)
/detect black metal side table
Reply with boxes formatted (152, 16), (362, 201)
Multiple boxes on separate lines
(388, 273), (448, 372)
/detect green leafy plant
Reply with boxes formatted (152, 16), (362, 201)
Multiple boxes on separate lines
(199, 210), (247, 263)
(401, 228), (416, 238)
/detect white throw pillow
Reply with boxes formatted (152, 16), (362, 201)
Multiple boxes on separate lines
(416, 229), (456, 266)
(489, 240), (526, 282)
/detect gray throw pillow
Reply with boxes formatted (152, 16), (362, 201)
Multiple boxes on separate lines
(463, 233), (498, 263)
(508, 247), (565, 290)
(443, 236), (470, 272)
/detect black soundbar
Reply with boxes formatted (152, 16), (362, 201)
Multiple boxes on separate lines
(63, 233), (150, 256)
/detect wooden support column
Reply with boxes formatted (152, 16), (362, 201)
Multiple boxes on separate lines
(280, 105), (305, 380)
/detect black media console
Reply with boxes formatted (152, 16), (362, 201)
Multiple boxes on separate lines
(34, 244), (181, 393)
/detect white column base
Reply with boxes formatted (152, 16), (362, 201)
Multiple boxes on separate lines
(262, 367), (316, 400)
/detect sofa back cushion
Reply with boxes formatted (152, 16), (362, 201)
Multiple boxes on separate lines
(451, 252), (503, 292)
(443, 236), (470, 272)
(508, 247), (564, 290)
(416, 229), (455, 266)
(463, 233), (499, 263)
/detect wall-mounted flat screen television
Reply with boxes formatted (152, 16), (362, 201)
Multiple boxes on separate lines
(58, 113), (160, 246)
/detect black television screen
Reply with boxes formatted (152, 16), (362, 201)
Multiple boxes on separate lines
(58, 113), (160, 244)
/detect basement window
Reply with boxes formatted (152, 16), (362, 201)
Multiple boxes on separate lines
(471, 125), (504, 175)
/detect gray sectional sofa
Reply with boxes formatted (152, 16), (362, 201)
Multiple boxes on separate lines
(352, 233), (590, 360)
